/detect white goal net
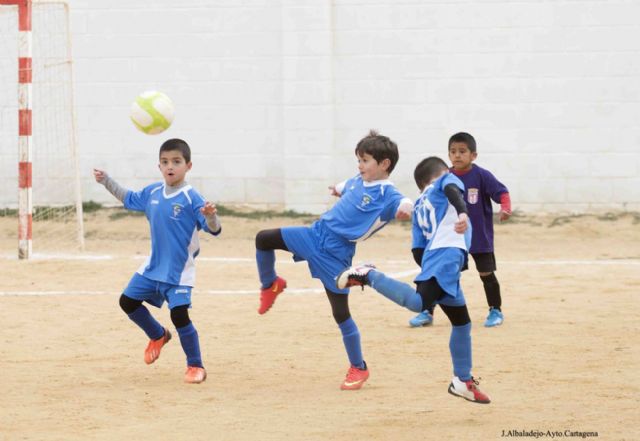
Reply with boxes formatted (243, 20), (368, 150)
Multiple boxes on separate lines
(0, 0), (84, 258)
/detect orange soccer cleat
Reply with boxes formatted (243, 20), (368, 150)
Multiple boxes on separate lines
(258, 276), (287, 315)
(184, 366), (207, 384)
(340, 363), (370, 390)
(144, 328), (172, 365)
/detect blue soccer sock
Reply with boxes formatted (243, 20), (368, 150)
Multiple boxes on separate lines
(338, 318), (365, 369)
(177, 323), (203, 368)
(450, 322), (472, 381)
(256, 249), (277, 289)
(367, 270), (423, 312)
(127, 305), (165, 340)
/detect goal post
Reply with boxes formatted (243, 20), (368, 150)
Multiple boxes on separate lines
(0, 0), (84, 259)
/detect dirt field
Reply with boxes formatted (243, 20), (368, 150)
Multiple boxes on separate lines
(0, 210), (638, 441)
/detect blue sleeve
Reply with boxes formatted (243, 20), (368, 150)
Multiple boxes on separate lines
(340, 175), (359, 196)
(480, 168), (508, 204)
(411, 208), (427, 250)
(123, 184), (154, 212)
(439, 173), (464, 193)
(379, 185), (406, 222)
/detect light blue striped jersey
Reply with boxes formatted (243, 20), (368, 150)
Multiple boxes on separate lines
(321, 174), (411, 242)
(124, 182), (218, 286)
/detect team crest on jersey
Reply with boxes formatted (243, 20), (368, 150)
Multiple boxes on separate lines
(360, 194), (372, 207)
(171, 203), (184, 219)
(467, 188), (479, 204)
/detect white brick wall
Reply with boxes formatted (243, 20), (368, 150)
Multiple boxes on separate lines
(3, 0), (639, 213)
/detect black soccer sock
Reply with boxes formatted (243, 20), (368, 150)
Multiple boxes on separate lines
(480, 273), (502, 311)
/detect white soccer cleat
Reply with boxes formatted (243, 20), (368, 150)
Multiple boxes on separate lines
(447, 376), (491, 404)
(335, 264), (376, 290)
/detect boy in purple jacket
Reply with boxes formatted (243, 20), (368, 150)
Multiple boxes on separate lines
(410, 132), (511, 328)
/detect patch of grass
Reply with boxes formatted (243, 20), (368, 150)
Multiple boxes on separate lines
(499, 210), (543, 226)
(548, 213), (587, 228)
(215, 204), (315, 220)
(101, 204), (316, 221)
(1, 201), (103, 218)
(83, 200), (103, 213)
(108, 209), (145, 220)
(547, 211), (640, 227)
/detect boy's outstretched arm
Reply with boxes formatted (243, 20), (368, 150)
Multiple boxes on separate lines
(498, 193), (512, 221)
(395, 199), (413, 220)
(93, 168), (127, 203)
(200, 202), (221, 234)
(328, 179), (347, 198)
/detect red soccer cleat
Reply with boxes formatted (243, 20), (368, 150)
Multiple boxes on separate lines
(258, 276), (287, 314)
(144, 328), (172, 365)
(184, 366), (207, 384)
(448, 376), (491, 404)
(340, 363), (370, 390)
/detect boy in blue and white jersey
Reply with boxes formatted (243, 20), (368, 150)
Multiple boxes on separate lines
(93, 138), (221, 384)
(255, 130), (413, 391)
(337, 156), (491, 404)
(410, 132), (511, 328)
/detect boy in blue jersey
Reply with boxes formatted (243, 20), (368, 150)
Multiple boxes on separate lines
(93, 138), (221, 384)
(337, 156), (491, 403)
(410, 132), (511, 328)
(254, 130), (413, 390)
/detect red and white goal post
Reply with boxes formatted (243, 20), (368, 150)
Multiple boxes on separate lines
(0, 0), (84, 259)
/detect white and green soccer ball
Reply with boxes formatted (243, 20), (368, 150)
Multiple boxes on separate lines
(130, 91), (175, 135)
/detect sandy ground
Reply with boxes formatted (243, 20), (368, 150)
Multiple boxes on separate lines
(0, 210), (638, 441)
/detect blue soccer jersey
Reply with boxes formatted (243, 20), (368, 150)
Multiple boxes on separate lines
(411, 173), (471, 302)
(412, 172), (471, 253)
(124, 183), (217, 286)
(321, 175), (411, 242)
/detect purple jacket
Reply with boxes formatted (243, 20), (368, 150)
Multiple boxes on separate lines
(451, 164), (508, 254)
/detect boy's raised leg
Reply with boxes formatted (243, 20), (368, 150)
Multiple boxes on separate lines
(336, 264), (423, 312)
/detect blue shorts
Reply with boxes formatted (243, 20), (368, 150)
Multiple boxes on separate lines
(123, 273), (192, 309)
(415, 247), (467, 307)
(281, 221), (356, 294)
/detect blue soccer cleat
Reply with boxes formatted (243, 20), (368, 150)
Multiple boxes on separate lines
(484, 308), (504, 327)
(409, 311), (433, 327)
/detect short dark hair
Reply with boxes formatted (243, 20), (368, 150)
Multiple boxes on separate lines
(354, 129), (399, 174)
(448, 132), (476, 153)
(159, 138), (191, 162)
(414, 156), (449, 190)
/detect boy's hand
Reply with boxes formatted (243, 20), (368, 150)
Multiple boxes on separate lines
(395, 202), (413, 221)
(93, 168), (107, 184)
(328, 185), (340, 197)
(499, 210), (511, 222)
(454, 213), (469, 234)
(200, 202), (218, 216)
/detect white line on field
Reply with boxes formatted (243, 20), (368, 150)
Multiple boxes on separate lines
(0, 268), (415, 297)
(1, 260), (638, 297)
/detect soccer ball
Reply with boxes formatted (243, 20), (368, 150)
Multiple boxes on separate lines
(130, 91), (175, 135)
